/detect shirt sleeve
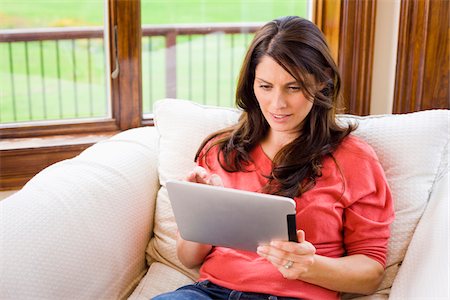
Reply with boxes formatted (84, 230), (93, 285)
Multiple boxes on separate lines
(196, 142), (215, 171)
(342, 144), (395, 268)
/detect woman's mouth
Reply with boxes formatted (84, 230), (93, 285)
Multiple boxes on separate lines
(270, 113), (291, 122)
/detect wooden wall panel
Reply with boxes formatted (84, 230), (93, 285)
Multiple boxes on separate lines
(315, 0), (377, 116)
(314, 0), (341, 62)
(338, 0), (377, 116)
(394, 0), (449, 113)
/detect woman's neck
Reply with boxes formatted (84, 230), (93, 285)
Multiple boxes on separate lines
(260, 131), (298, 160)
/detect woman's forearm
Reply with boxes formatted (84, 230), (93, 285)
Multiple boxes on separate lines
(176, 235), (212, 269)
(300, 254), (384, 295)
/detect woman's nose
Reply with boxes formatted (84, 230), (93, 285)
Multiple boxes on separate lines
(272, 89), (287, 109)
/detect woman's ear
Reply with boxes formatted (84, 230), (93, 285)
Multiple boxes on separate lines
(317, 68), (334, 97)
(319, 79), (334, 97)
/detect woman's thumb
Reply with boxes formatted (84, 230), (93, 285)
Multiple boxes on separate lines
(297, 230), (305, 243)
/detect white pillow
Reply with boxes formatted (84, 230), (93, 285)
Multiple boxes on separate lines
(155, 99), (241, 185)
(146, 99), (449, 296)
(146, 99), (240, 283)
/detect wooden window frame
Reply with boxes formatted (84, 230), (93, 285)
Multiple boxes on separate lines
(0, 0), (141, 190)
(0, 0), (377, 190)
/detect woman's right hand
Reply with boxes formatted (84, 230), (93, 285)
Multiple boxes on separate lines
(185, 166), (223, 186)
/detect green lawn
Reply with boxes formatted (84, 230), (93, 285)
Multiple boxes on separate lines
(0, 0), (308, 123)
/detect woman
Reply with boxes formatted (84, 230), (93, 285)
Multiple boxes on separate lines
(154, 16), (394, 300)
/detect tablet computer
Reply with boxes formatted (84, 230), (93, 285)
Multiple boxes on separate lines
(166, 179), (297, 252)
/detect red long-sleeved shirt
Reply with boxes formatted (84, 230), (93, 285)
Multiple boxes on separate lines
(197, 135), (394, 299)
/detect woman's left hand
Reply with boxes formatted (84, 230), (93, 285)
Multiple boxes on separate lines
(256, 230), (316, 280)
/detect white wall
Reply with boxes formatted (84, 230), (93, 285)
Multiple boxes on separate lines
(370, 0), (401, 115)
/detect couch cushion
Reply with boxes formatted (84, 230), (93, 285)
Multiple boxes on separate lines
(146, 98), (449, 296)
(390, 165), (448, 298)
(0, 127), (160, 300)
(129, 262), (194, 300)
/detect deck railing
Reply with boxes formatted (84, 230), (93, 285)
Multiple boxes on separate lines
(0, 23), (261, 124)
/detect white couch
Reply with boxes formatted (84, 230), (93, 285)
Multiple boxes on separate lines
(1, 99), (448, 300)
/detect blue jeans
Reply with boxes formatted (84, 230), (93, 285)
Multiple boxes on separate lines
(152, 280), (301, 300)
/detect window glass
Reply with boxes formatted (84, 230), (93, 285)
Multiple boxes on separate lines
(141, 0), (311, 115)
(0, 0), (108, 124)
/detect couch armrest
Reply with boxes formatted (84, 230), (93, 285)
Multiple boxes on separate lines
(0, 126), (160, 300)
(389, 167), (449, 298)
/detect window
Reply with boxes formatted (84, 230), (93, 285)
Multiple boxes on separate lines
(139, 0), (311, 117)
(0, 0), (110, 125)
(1, 0), (379, 191)
(0, 0), (117, 190)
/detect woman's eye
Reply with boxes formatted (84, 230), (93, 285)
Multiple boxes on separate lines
(260, 85), (271, 90)
(288, 86), (301, 91)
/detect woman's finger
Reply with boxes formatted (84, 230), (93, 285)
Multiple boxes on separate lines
(185, 166), (208, 183)
(208, 174), (224, 186)
(185, 166), (223, 186)
(257, 245), (294, 263)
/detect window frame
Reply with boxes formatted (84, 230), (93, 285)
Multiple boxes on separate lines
(0, 0), (142, 190)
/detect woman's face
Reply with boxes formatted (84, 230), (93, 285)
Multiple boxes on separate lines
(253, 55), (314, 143)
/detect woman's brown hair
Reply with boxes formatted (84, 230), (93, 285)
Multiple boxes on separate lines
(196, 16), (355, 198)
